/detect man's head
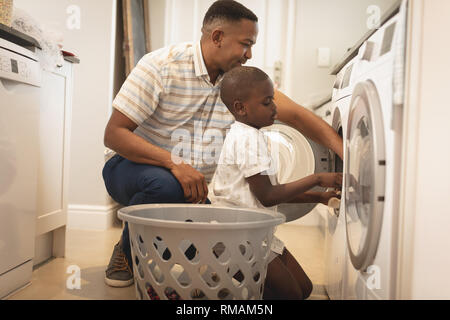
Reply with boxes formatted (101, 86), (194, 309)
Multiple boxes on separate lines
(221, 66), (277, 129)
(201, 0), (258, 73)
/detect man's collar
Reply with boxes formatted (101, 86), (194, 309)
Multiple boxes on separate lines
(193, 41), (209, 77)
(193, 41), (225, 86)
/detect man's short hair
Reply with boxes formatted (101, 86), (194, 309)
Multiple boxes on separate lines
(203, 0), (258, 29)
(220, 66), (270, 113)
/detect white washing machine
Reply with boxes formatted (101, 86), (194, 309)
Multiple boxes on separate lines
(324, 54), (358, 300)
(342, 1), (406, 300)
(0, 38), (41, 298)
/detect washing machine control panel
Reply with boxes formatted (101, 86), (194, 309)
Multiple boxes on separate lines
(359, 20), (397, 65)
(0, 38), (42, 87)
(0, 40), (41, 87)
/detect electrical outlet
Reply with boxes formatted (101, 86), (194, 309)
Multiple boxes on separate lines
(273, 61), (282, 88)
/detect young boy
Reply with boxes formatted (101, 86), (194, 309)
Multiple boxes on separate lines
(209, 66), (342, 300)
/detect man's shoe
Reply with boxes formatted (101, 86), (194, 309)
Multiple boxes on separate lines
(105, 240), (134, 287)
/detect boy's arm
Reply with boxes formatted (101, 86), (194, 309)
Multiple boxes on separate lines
(246, 173), (320, 207)
(247, 173), (342, 207)
(287, 190), (341, 205)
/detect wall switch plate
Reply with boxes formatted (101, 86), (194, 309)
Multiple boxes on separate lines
(317, 47), (331, 68)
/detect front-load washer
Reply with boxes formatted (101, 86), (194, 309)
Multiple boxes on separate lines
(342, 1), (406, 300)
(261, 123), (329, 223)
(0, 38), (41, 298)
(324, 54), (358, 300)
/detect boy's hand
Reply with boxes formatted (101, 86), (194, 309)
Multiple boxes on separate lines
(317, 173), (343, 189)
(319, 190), (341, 206)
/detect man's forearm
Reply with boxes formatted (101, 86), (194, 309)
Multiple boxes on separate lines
(275, 89), (343, 159)
(105, 127), (175, 169)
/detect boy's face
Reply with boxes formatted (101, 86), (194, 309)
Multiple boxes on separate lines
(243, 79), (277, 129)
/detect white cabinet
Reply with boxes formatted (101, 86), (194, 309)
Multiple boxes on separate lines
(34, 60), (74, 266)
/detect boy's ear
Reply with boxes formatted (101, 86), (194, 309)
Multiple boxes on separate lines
(233, 100), (246, 116)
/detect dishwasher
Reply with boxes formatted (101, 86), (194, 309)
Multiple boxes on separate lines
(0, 37), (41, 298)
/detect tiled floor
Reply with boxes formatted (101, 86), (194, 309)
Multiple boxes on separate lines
(8, 220), (328, 300)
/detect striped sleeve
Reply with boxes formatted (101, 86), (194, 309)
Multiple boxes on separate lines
(112, 55), (164, 126)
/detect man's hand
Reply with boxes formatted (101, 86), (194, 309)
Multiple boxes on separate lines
(105, 110), (209, 204)
(170, 162), (208, 204)
(317, 172), (343, 189)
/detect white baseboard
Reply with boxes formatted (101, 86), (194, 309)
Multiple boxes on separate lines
(67, 204), (120, 230)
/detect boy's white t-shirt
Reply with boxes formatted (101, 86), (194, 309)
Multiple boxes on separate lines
(209, 121), (278, 210)
(209, 121), (285, 257)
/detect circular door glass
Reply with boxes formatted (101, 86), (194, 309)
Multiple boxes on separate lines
(346, 102), (372, 255)
(345, 81), (385, 271)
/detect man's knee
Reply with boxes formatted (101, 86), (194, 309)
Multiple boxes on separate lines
(138, 169), (186, 203)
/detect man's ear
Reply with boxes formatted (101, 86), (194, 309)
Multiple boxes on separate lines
(234, 100), (246, 116)
(211, 28), (224, 48)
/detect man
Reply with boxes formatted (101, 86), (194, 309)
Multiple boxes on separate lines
(102, 0), (343, 291)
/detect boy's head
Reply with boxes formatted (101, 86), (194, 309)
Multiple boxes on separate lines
(220, 66), (277, 129)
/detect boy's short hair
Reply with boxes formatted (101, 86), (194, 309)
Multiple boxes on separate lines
(203, 0), (258, 29)
(220, 66), (270, 112)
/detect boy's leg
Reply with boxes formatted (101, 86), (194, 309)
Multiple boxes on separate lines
(102, 155), (187, 287)
(278, 248), (313, 299)
(263, 255), (305, 300)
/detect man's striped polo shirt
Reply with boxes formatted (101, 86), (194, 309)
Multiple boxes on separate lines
(112, 42), (235, 182)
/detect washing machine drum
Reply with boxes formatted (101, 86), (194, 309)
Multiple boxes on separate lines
(262, 123), (328, 222)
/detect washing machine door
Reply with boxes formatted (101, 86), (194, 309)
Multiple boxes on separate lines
(345, 81), (386, 271)
(262, 123), (328, 222)
(325, 104), (347, 300)
(329, 107), (345, 219)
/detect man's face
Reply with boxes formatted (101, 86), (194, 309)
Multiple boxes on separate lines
(218, 19), (258, 72)
(243, 79), (277, 129)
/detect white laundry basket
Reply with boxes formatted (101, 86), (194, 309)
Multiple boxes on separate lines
(118, 204), (285, 300)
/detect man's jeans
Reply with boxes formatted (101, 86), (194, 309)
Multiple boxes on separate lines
(102, 154), (210, 268)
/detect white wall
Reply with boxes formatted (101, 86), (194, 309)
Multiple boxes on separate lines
(398, 0), (450, 299)
(153, 0), (397, 105)
(14, 0), (119, 229)
(292, 0), (397, 105)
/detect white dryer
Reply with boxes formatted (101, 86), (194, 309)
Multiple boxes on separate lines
(324, 55), (357, 300)
(342, 1), (406, 300)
